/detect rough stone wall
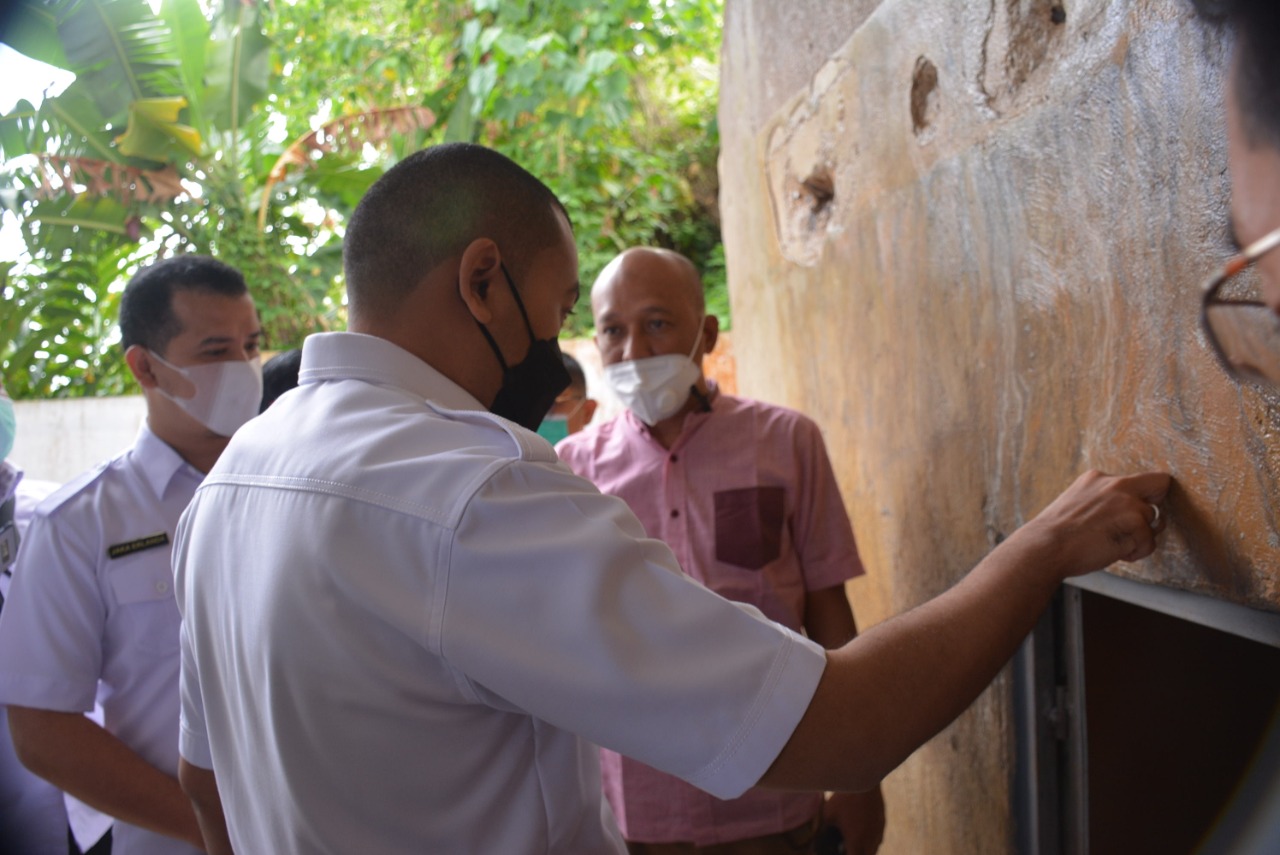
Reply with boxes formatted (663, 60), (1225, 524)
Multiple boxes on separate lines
(719, 1), (1277, 852)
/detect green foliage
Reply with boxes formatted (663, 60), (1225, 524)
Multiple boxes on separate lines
(204, 4), (271, 134)
(436, 0), (726, 335)
(1, 0), (725, 398)
(0, 0), (361, 397)
(58, 0), (182, 124)
(1, 234), (148, 398)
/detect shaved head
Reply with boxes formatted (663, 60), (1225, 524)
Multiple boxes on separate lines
(344, 143), (569, 323)
(590, 245), (718, 387)
(591, 247), (705, 316)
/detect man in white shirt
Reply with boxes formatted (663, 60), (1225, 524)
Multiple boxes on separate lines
(174, 143), (1168, 855)
(0, 255), (263, 855)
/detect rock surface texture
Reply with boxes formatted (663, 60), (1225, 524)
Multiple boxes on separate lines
(719, 1), (1276, 852)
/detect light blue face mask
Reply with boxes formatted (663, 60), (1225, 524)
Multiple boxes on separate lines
(536, 414), (570, 445)
(0, 396), (14, 461)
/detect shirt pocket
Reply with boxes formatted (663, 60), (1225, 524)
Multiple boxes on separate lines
(714, 486), (785, 571)
(107, 558), (180, 655)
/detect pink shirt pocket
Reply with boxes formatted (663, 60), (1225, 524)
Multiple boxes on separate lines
(713, 486), (784, 570)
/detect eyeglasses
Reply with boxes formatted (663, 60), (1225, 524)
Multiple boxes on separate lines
(1200, 225), (1280, 388)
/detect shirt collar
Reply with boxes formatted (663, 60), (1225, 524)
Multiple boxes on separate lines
(299, 332), (487, 413)
(132, 421), (202, 500)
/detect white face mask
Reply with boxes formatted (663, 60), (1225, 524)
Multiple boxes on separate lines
(149, 350), (264, 437)
(603, 324), (704, 426)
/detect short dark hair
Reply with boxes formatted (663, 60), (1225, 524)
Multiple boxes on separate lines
(118, 255), (248, 354)
(259, 348), (303, 412)
(344, 143), (570, 321)
(1194, 0), (1280, 148)
(561, 351), (587, 392)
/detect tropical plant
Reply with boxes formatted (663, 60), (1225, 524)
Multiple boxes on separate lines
(266, 0), (725, 337)
(0, 0), (434, 396)
(0, 0), (725, 398)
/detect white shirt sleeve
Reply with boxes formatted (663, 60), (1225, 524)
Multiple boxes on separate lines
(0, 513), (104, 712)
(177, 613), (213, 769)
(440, 458), (827, 800)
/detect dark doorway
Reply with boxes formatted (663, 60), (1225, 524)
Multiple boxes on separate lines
(1079, 589), (1280, 854)
(1015, 573), (1280, 855)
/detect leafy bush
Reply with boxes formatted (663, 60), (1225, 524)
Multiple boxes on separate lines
(0, 0), (724, 397)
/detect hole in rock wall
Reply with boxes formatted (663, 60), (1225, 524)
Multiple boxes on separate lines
(765, 104), (842, 267)
(800, 168), (835, 214)
(911, 56), (939, 136)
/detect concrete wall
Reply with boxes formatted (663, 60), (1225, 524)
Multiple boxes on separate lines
(11, 396), (146, 485)
(720, 0), (1275, 852)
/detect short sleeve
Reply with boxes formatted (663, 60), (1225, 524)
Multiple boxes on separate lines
(553, 432), (593, 480)
(789, 417), (865, 590)
(177, 616), (213, 769)
(440, 459), (827, 800)
(0, 513), (105, 712)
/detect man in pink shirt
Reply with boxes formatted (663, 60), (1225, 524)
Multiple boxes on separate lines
(557, 247), (886, 854)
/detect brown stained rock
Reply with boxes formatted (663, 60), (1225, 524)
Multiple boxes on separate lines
(721, 0), (1275, 851)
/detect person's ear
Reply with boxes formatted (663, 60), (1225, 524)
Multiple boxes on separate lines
(699, 314), (720, 359)
(458, 238), (504, 325)
(580, 398), (598, 427)
(125, 345), (161, 390)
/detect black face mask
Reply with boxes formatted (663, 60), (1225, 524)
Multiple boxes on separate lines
(476, 263), (571, 431)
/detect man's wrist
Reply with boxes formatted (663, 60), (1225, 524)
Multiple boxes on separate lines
(994, 518), (1073, 588)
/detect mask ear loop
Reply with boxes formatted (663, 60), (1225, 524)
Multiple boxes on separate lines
(499, 262), (538, 335)
(475, 321), (512, 374)
(557, 396), (588, 421)
(686, 316), (711, 411)
(146, 349), (196, 400)
(474, 262), (540, 374)
(686, 316), (706, 361)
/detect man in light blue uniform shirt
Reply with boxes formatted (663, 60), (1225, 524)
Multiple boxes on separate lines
(0, 256), (262, 855)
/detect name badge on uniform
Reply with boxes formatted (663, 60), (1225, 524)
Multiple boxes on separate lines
(0, 522), (16, 573)
(0, 496), (18, 575)
(107, 532), (170, 559)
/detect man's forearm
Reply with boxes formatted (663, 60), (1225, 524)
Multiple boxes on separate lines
(180, 758), (233, 855)
(9, 706), (205, 849)
(807, 589), (887, 854)
(826, 788), (886, 855)
(760, 468), (1167, 792)
(761, 521), (1065, 792)
(804, 584), (859, 649)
